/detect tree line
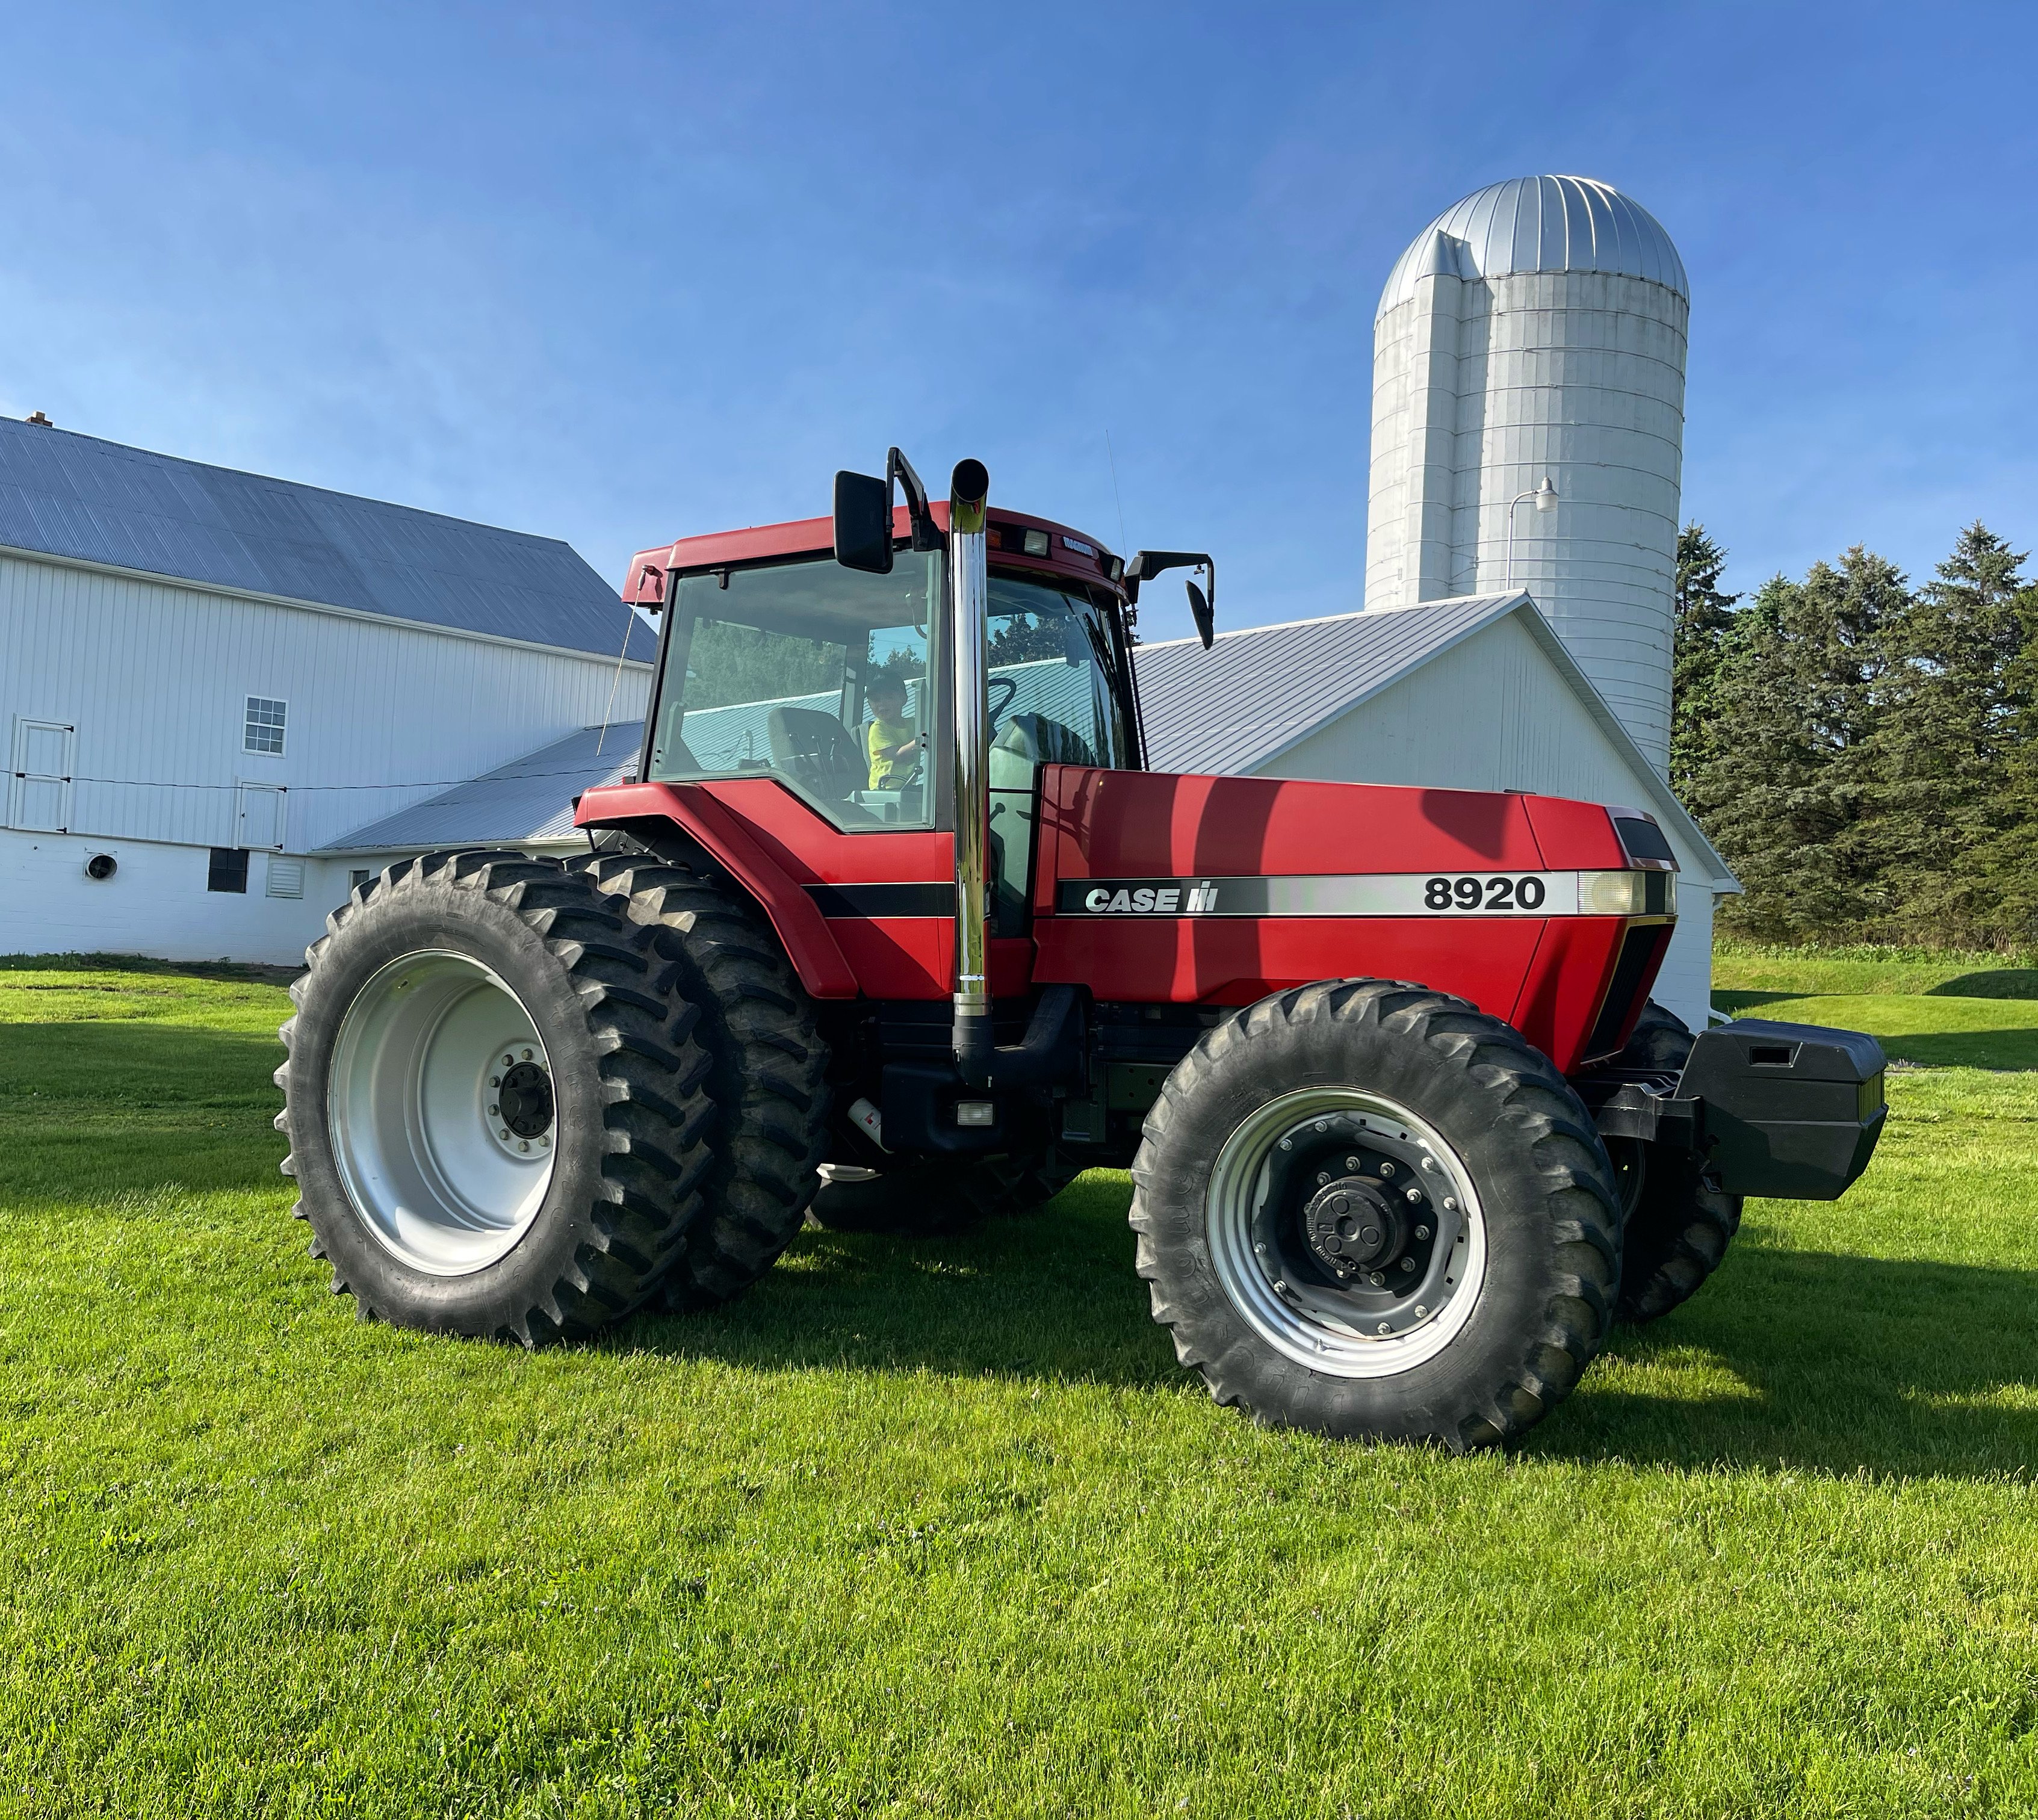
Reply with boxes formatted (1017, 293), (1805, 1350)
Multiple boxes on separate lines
(1672, 521), (2038, 949)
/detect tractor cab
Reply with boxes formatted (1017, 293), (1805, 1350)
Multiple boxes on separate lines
(624, 495), (1146, 933)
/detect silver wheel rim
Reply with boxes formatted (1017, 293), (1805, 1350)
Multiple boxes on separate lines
(1206, 1086), (1488, 1378)
(327, 950), (557, 1277)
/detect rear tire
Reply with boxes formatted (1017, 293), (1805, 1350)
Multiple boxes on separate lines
(1614, 1001), (1745, 1323)
(566, 853), (831, 1308)
(1130, 979), (1619, 1450)
(275, 852), (713, 1344)
(808, 1146), (1081, 1236)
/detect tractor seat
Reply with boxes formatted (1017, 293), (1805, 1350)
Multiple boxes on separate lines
(767, 705), (866, 802)
(993, 713), (1097, 769)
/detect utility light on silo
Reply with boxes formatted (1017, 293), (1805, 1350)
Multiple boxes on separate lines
(1505, 476), (1559, 590)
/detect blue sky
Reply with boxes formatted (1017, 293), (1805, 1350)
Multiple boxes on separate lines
(2, 1), (2033, 642)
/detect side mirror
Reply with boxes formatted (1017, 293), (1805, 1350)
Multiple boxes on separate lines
(834, 470), (894, 574)
(1127, 550), (1218, 645)
(835, 447), (943, 574)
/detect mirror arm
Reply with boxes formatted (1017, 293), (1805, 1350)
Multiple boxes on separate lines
(889, 447), (942, 552)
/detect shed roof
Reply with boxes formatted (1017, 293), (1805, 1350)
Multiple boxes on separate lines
(0, 417), (651, 661)
(320, 723), (640, 853)
(1135, 593), (1735, 887)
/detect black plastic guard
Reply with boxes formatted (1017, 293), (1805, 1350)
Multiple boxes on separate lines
(1679, 1018), (1887, 1201)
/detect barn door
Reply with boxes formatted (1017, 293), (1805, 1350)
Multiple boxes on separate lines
(9, 717), (75, 832)
(236, 783), (287, 851)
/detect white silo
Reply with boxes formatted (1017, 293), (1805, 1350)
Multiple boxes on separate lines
(1364, 175), (1689, 771)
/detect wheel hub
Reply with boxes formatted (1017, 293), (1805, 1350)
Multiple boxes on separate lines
(496, 1060), (554, 1139)
(1301, 1174), (1405, 1278)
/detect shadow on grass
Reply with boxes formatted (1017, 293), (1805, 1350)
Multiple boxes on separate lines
(1712, 991), (1811, 1013)
(627, 1181), (2038, 1479)
(1928, 969), (2038, 1000)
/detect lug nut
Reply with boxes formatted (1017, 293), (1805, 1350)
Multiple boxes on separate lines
(518, 1140), (530, 1153)
(1399, 1256), (1415, 1271)
(1254, 1242), (1267, 1255)
(500, 1128), (511, 1141)
(1369, 1271), (1386, 1287)
(1405, 1187), (1421, 1204)
(1443, 1197), (1458, 1212)
(1345, 1156), (1361, 1171)
(489, 1076), (500, 1089)
(1416, 1225), (1431, 1240)
(1279, 1138), (1292, 1151)
(1377, 1322), (1392, 1336)
(522, 1048), (533, 1061)
(489, 1103), (500, 1117)
(1422, 1157), (1440, 1172)
(1415, 1304), (1428, 1317)
(1379, 1161), (1395, 1177)
(539, 1136), (550, 1150)
(503, 1055), (513, 1068)
(1316, 1171), (1330, 1186)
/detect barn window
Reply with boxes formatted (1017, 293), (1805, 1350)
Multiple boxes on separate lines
(208, 847), (250, 893)
(244, 696), (288, 755)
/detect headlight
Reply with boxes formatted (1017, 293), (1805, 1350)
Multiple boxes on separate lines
(1578, 870), (1647, 915)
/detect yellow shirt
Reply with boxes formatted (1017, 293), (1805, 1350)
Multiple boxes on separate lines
(867, 715), (915, 789)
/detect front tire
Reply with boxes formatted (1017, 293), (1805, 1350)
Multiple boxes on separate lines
(1613, 1001), (1744, 1323)
(1130, 980), (1619, 1450)
(275, 852), (714, 1344)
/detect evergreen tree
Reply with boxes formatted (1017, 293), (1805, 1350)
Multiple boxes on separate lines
(1695, 548), (1901, 939)
(1669, 524), (1739, 805)
(1863, 524), (2029, 944)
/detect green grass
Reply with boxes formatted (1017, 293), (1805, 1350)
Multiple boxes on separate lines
(1715, 942), (2038, 1068)
(3, 956), (2037, 1817)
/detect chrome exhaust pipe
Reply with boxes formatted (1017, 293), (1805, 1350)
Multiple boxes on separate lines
(949, 458), (993, 1086)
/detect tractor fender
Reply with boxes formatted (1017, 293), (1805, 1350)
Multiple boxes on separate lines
(572, 781), (859, 998)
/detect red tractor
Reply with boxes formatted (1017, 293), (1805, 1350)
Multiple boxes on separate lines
(276, 452), (1885, 1449)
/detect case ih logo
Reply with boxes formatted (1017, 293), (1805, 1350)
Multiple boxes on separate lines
(1065, 881), (1223, 915)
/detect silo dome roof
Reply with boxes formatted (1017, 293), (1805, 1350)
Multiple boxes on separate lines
(1377, 175), (1687, 320)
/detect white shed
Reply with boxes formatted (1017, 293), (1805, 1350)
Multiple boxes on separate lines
(0, 418), (651, 966)
(1134, 592), (1736, 1033)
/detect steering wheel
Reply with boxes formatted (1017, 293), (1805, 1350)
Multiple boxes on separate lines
(987, 675), (1020, 735)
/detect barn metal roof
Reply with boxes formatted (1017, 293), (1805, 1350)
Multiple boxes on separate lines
(1135, 593), (1519, 775)
(0, 416), (651, 661)
(1378, 175), (1687, 319)
(320, 723), (640, 852)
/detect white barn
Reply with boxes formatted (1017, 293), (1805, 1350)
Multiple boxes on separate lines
(0, 418), (651, 965)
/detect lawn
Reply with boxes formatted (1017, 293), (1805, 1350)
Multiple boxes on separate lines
(1, 953), (2036, 1817)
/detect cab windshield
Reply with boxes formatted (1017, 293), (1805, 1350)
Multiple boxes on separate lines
(645, 552), (1133, 835)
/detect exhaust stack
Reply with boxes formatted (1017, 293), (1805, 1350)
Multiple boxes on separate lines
(949, 458), (993, 1085)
